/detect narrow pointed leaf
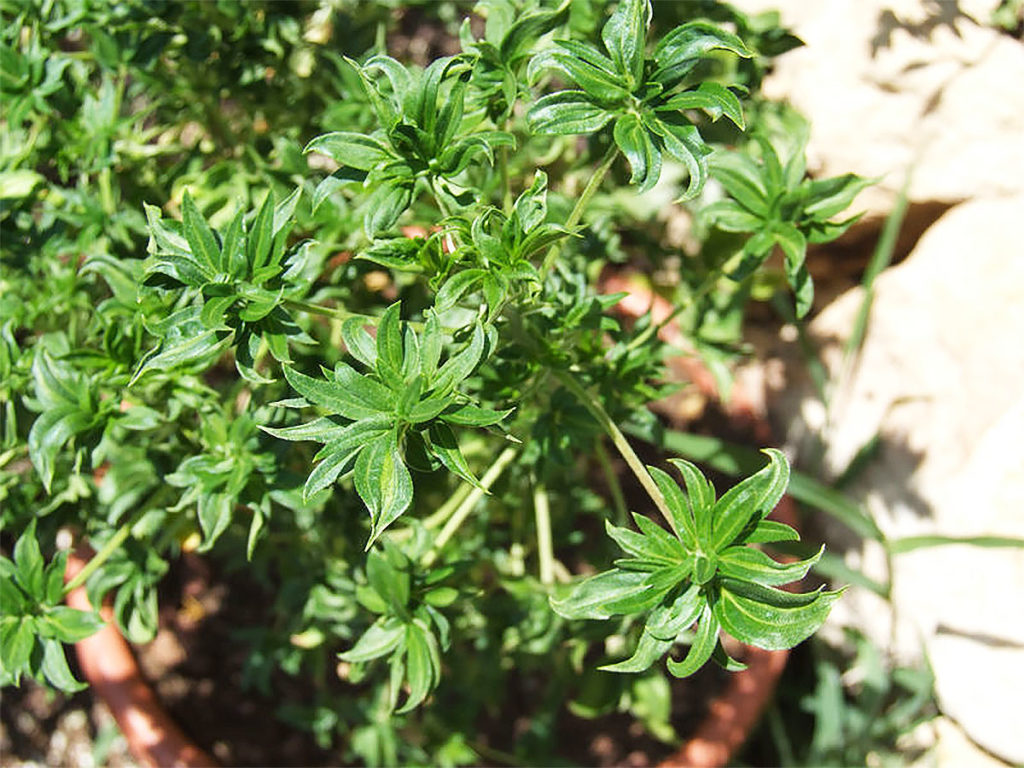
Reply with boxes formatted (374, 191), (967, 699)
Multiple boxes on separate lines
(666, 606), (718, 678)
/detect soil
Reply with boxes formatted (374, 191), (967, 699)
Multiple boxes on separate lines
(1, 544), (733, 768)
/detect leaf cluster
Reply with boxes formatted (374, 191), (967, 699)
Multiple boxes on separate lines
(552, 451), (842, 675)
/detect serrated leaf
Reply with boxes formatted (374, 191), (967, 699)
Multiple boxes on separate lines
(375, 302), (406, 383)
(527, 91), (615, 135)
(709, 150), (770, 217)
(439, 401), (512, 427)
(260, 416), (348, 443)
(711, 448), (789, 552)
(529, 42), (629, 104)
(666, 605), (719, 678)
(304, 416), (392, 499)
(714, 581), (842, 651)
(435, 270), (486, 314)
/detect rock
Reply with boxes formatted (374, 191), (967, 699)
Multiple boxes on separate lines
(767, 195), (1024, 763)
(732, 0), (1024, 217)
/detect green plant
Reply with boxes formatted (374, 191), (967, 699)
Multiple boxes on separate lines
(2, 0), (867, 763)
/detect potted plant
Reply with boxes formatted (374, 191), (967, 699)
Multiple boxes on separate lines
(1, 1), (866, 764)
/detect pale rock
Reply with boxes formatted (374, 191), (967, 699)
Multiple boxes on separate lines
(768, 195), (1024, 763)
(731, 0), (1024, 216)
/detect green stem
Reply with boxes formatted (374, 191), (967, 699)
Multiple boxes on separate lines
(541, 142), (618, 278)
(423, 445), (518, 567)
(64, 505), (150, 595)
(533, 478), (554, 585)
(595, 439), (628, 526)
(283, 298), (365, 322)
(554, 369), (678, 537)
(423, 481), (474, 530)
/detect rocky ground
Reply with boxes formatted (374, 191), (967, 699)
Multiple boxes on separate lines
(731, 0), (1024, 764)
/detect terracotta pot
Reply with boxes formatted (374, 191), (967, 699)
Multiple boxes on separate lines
(603, 269), (798, 768)
(64, 270), (796, 768)
(64, 548), (217, 768)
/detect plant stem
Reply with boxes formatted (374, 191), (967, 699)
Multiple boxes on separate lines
(541, 142), (619, 278)
(553, 369), (679, 537)
(422, 445), (518, 567)
(64, 505), (150, 595)
(423, 481), (474, 530)
(283, 298), (366, 322)
(533, 478), (554, 585)
(595, 439), (629, 526)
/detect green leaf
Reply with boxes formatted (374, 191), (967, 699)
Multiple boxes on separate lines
(527, 91), (615, 135)
(428, 422), (481, 487)
(260, 417), (348, 443)
(550, 569), (651, 620)
(613, 113), (662, 192)
(741, 519), (800, 544)
(38, 606), (104, 643)
(339, 618), (405, 662)
(439, 402), (512, 427)
(41, 638), (87, 693)
(647, 119), (711, 201)
(645, 582), (703, 641)
(28, 407), (92, 493)
(658, 82), (745, 130)
(398, 621), (439, 713)
(341, 317), (378, 369)
(718, 544), (823, 586)
(433, 323), (486, 394)
(653, 22), (751, 88)
(375, 302), (406, 383)
(666, 458), (715, 547)
(529, 42), (630, 104)
(435, 269), (486, 314)
(714, 581), (842, 651)
(283, 365), (390, 421)
(711, 448), (789, 552)
(181, 190), (222, 274)
(600, 629), (672, 673)
(354, 430), (413, 548)
(709, 150), (770, 217)
(305, 132), (393, 171)
(130, 328), (231, 385)
(304, 417), (392, 500)
(700, 200), (762, 233)
(13, 521), (45, 599)
(647, 466), (697, 549)
(666, 605), (719, 678)
(803, 173), (873, 221)
(365, 178), (412, 236)
(602, 0), (650, 86)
